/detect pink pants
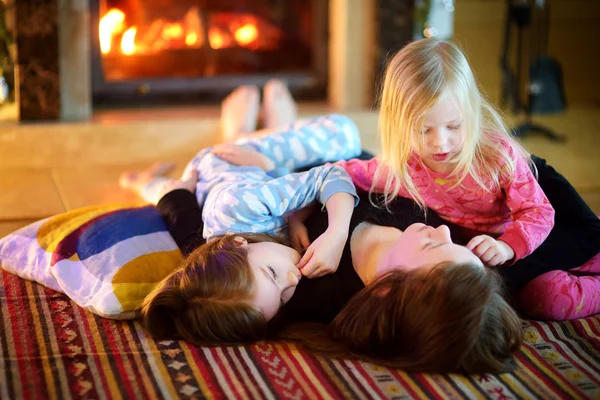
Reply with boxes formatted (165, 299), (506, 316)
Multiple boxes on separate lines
(516, 253), (600, 320)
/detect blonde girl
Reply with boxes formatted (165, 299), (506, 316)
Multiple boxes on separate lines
(339, 38), (555, 267)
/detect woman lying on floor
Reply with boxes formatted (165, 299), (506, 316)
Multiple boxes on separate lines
(134, 151), (599, 372)
(122, 82), (600, 374)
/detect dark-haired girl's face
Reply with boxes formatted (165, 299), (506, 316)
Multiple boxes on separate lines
(241, 241), (302, 321)
(380, 223), (483, 275)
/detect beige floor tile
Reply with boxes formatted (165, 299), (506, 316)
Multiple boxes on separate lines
(0, 105), (598, 221)
(512, 107), (600, 191)
(53, 162), (190, 210)
(0, 169), (65, 219)
(54, 165), (149, 210)
(0, 220), (37, 239)
(580, 191), (600, 215)
(0, 106), (374, 170)
(0, 118), (221, 169)
(345, 111), (380, 154)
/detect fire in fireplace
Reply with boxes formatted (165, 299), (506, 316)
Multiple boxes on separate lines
(91, 0), (328, 105)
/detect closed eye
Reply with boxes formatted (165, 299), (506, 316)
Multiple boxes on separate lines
(426, 242), (448, 251)
(262, 267), (284, 306)
(448, 124), (461, 130)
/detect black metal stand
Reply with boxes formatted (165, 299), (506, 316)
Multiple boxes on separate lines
(501, 0), (565, 142)
(512, 121), (566, 142)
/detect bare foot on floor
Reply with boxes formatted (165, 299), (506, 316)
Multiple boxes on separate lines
(261, 79), (297, 130)
(221, 85), (260, 141)
(119, 162), (175, 192)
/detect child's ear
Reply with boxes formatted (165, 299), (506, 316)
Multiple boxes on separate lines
(233, 236), (248, 247)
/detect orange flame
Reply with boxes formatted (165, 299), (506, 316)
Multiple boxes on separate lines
(234, 23), (258, 46)
(185, 33), (198, 46)
(121, 27), (137, 55)
(99, 8), (125, 54)
(208, 27), (227, 49)
(162, 23), (184, 40)
(100, 8), (273, 55)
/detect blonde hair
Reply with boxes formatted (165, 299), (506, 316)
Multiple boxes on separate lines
(374, 38), (532, 209)
(138, 233), (287, 345)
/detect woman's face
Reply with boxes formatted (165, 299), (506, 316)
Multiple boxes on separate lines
(381, 223), (483, 274)
(243, 241), (302, 321)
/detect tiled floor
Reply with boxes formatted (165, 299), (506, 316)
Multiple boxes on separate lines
(0, 105), (598, 238)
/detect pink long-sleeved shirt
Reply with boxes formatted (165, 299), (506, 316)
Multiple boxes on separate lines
(338, 143), (555, 262)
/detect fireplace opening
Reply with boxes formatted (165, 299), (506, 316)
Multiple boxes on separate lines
(91, 0), (328, 106)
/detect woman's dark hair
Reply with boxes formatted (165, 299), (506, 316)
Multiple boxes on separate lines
(278, 262), (522, 374)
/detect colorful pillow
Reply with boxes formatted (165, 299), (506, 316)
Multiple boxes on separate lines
(0, 203), (183, 319)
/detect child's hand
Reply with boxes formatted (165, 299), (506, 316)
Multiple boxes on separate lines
(466, 235), (515, 266)
(156, 169), (198, 199)
(287, 203), (317, 253)
(211, 144), (275, 171)
(288, 215), (311, 253)
(296, 227), (347, 278)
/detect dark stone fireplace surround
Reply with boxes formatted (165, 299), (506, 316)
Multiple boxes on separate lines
(12, 0), (412, 121)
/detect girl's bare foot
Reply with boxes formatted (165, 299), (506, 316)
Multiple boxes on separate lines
(261, 79), (297, 130)
(119, 162), (175, 193)
(221, 85), (260, 141)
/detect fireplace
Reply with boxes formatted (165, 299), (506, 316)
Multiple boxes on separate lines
(91, 0), (329, 105)
(11, 0), (414, 121)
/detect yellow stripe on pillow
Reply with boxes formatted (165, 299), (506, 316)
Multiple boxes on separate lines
(112, 249), (183, 309)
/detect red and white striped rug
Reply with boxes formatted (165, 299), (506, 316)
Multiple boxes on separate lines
(1, 270), (599, 399)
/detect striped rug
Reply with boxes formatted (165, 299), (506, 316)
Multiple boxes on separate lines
(1, 270), (599, 399)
